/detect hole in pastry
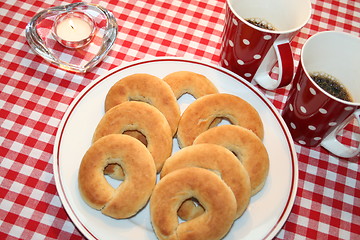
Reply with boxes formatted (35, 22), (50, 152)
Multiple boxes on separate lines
(207, 168), (222, 178)
(225, 146), (243, 163)
(231, 150), (244, 164)
(177, 197), (205, 222)
(190, 197), (201, 207)
(177, 93), (196, 114)
(123, 130), (148, 146)
(178, 92), (196, 102)
(209, 117), (232, 128)
(103, 163), (124, 187)
(128, 96), (152, 105)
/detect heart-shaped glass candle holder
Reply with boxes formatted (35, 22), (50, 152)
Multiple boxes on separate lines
(26, 2), (118, 73)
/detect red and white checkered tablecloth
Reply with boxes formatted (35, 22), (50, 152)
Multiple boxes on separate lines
(1, 0), (359, 239)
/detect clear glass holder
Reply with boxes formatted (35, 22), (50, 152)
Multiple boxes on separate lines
(26, 2), (118, 73)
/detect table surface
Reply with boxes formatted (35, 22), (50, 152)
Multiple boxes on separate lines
(1, 0), (359, 239)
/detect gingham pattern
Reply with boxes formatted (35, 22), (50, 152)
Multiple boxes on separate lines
(1, 0), (359, 239)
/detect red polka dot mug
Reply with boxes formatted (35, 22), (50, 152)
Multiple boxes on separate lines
(220, 0), (312, 90)
(282, 31), (360, 158)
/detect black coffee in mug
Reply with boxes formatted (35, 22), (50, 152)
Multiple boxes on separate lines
(245, 18), (276, 31)
(310, 72), (353, 102)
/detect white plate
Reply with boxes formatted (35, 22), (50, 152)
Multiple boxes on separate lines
(53, 57), (298, 240)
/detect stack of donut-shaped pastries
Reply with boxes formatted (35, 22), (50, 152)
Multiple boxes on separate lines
(78, 71), (269, 240)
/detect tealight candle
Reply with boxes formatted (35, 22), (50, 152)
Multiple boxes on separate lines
(53, 12), (95, 48)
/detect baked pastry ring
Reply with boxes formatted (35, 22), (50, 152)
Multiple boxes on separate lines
(164, 71), (221, 127)
(177, 93), (264, 147)
(92, 101), (172, 175)
(150, 167), (237, 240)
(105, 73), (180, 136)
(194, 125), (269, 195)
(162, 71), (218, 99)
(160, 143), (251, 220)
(78, 134), (156, 219)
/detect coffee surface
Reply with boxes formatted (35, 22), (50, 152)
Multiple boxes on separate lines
(245, 18), (276, 31)
(310, 72), (352, 102)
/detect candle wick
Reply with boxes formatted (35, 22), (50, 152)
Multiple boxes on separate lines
(69, 19), (75, 30)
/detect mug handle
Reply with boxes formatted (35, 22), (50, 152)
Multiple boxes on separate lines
(321, 109), (360, 158)
(254, 40), (294, 90)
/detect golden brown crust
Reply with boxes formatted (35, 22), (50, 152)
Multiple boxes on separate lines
(194, 125), (269, 195)
(78, 134), (156, 219)
(92, 101), (172, 173)
(150, 167), (237, 240)
(161, 144), (251, 219)
(177, 93), (264, 148)
(163, 71), (218, 99)
(105, 73), (180, 136)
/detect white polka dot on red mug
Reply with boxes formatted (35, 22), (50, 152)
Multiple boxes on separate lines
(282, 31), (360, 158)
